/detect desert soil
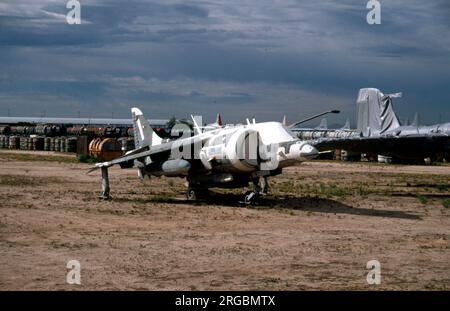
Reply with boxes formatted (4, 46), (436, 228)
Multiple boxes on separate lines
(0, 150), (449, 290)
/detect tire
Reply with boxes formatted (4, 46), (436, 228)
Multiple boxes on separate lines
(244, 191), (255, 204)
(186, 188), (197, 201)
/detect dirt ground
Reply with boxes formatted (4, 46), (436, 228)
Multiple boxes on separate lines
(0, 150), (449, 290)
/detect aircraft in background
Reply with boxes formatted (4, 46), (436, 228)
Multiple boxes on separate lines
(313, 88), (450, 163)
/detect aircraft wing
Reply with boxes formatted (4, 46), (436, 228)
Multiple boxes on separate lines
(87, 134), (208, 173)
(311, 134), (450, 160)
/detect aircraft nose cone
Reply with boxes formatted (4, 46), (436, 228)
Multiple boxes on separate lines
(299, 144), (319, 160)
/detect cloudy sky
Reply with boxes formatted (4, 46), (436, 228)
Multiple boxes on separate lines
(0, 0), (449, 126)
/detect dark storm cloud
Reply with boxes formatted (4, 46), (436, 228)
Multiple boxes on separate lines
(0, 0), (449, 124)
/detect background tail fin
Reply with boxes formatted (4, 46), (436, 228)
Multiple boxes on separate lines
(316, 118), (328, 130)
(356, 88), (401, 137)
(131, 108), (162, 149)
(215, 113), (223, 126)
(412, 112), (420, 127)
(341, 118), (350, 130)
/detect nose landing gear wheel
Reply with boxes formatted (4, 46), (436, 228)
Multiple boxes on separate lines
(240, 191), (258, 205)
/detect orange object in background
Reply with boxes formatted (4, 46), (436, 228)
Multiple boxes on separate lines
(89, 138), (122, 161)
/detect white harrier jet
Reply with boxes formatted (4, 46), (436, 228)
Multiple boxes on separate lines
(90, 108), (319, 204)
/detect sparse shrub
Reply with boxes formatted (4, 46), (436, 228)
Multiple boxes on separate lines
(0, 174), (61, 187)
(151, 195), (175, 203)
(417, 195), (429, 204)
(357, 185), (369, 196)
(316, 183), (351, 198)
(443, 199), (450, 209)
(78, 155), (98, 164)
(437, 185), (448, 192)
(0, 153), (77, 163)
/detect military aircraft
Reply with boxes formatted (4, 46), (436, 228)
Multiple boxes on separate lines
(89, 108), (320, 204)
(88, 90), (449, 203)
(312, 88), (450, 163)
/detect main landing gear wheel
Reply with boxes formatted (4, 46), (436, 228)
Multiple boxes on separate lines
(186, 187), (197, 201)
(186, 187), (209, 201)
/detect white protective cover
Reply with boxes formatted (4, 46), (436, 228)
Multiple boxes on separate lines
(356, 88), (401, 137)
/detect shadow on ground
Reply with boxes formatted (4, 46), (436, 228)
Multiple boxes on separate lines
(111, 192), (422, 220)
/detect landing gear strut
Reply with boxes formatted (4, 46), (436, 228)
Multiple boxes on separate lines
(100, 167), (110, 200)
(261, 176), (269, 195)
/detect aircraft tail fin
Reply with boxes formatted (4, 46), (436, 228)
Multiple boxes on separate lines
(215, 113), (223, 126)
(131, 107), (162, 149)
(356, 88), (401, 137)
(412, 112), (420, 127)
(341, 118), (350, 130)
(316, 118), (328, 130)
(282, 115), (288, 126)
